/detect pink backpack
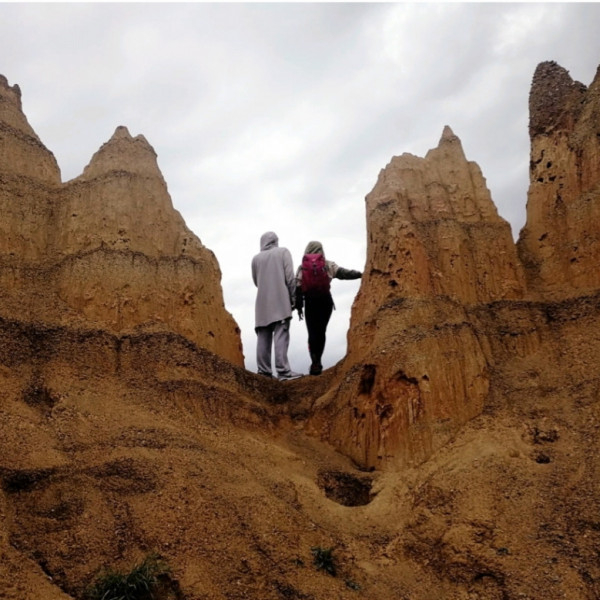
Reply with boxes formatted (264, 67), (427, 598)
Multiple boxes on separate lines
(301, 253), (330, 296)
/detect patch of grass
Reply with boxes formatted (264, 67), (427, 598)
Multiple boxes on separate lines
(345, 579), (361, 591)
(85, 552), (171, 600)
(310, 546), (336, 577)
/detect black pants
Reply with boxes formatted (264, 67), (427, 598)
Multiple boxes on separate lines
(304, 293), (334, 365)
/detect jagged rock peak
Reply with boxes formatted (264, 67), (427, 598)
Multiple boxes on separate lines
(0, 74), (60, 184)
(518, 60), (600, 299)
(78, 125), (160, 181)
(529, 60), (587, 137)
(109, 124), (154, 149)
(0, 74), (22, 110)
(358, 126), (524, 310)
(374, 127), (498, 225)
(440, 124), (457, 142)
(426, 124), (467, 164)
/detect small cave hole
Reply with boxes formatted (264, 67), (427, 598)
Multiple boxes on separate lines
(317, 470), (375, 507)
(394, 369), (419, 386)
(1, 468), (55, 493)
(534, 452), (551, 464)
(358, 364), (376, 395)
(23, 383), (58, 414)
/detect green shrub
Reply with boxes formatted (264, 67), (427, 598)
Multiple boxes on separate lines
(310, 546), (336, 577)
(85, 552), (171, 600)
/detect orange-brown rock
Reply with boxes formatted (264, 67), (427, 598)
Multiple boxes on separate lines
(518, 61), (600, 299)
(0, 76), (60, 263)
(0, 75), (61, 186)
(306, 127), (526, 470)
(4, 62), (600, 600)
(0, 76), (242, 365)
(360, 125), (525, 307)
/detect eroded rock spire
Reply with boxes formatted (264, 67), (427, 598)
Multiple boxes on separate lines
(0, 75), (243, 365)
(518, 61), (600, 299)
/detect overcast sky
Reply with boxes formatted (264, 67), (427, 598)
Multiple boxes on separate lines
(2, 2), (599, 374)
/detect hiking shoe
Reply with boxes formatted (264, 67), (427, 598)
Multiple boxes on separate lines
(278, 371), (303, 381)
(257, 371), (273, 378)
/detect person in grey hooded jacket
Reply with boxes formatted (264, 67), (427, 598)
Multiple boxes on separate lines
(251, 231), (303, 381)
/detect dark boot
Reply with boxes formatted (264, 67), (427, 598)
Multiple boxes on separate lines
(309, 352), (322, 376)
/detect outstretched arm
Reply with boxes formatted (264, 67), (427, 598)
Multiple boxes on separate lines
(335, 266), (362, 280)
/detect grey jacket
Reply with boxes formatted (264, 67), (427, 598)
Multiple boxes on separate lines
(251, 232), (296, 328)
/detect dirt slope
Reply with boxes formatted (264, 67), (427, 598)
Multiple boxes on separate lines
(1, 312), (600, 599)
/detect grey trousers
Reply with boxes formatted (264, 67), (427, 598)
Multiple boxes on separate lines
(256, 318), (292, 376)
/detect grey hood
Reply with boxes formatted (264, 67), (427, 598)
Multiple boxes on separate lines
(260, 231), (279, 251)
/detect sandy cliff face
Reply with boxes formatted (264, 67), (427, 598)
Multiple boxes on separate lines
(305, 126), (526, 470)
(518, 61), (600, 299)
(0, 76), (242, 365)
(305, 62), (600, 474)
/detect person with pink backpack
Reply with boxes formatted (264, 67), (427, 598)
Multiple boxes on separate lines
(295, 241), (362, 375)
